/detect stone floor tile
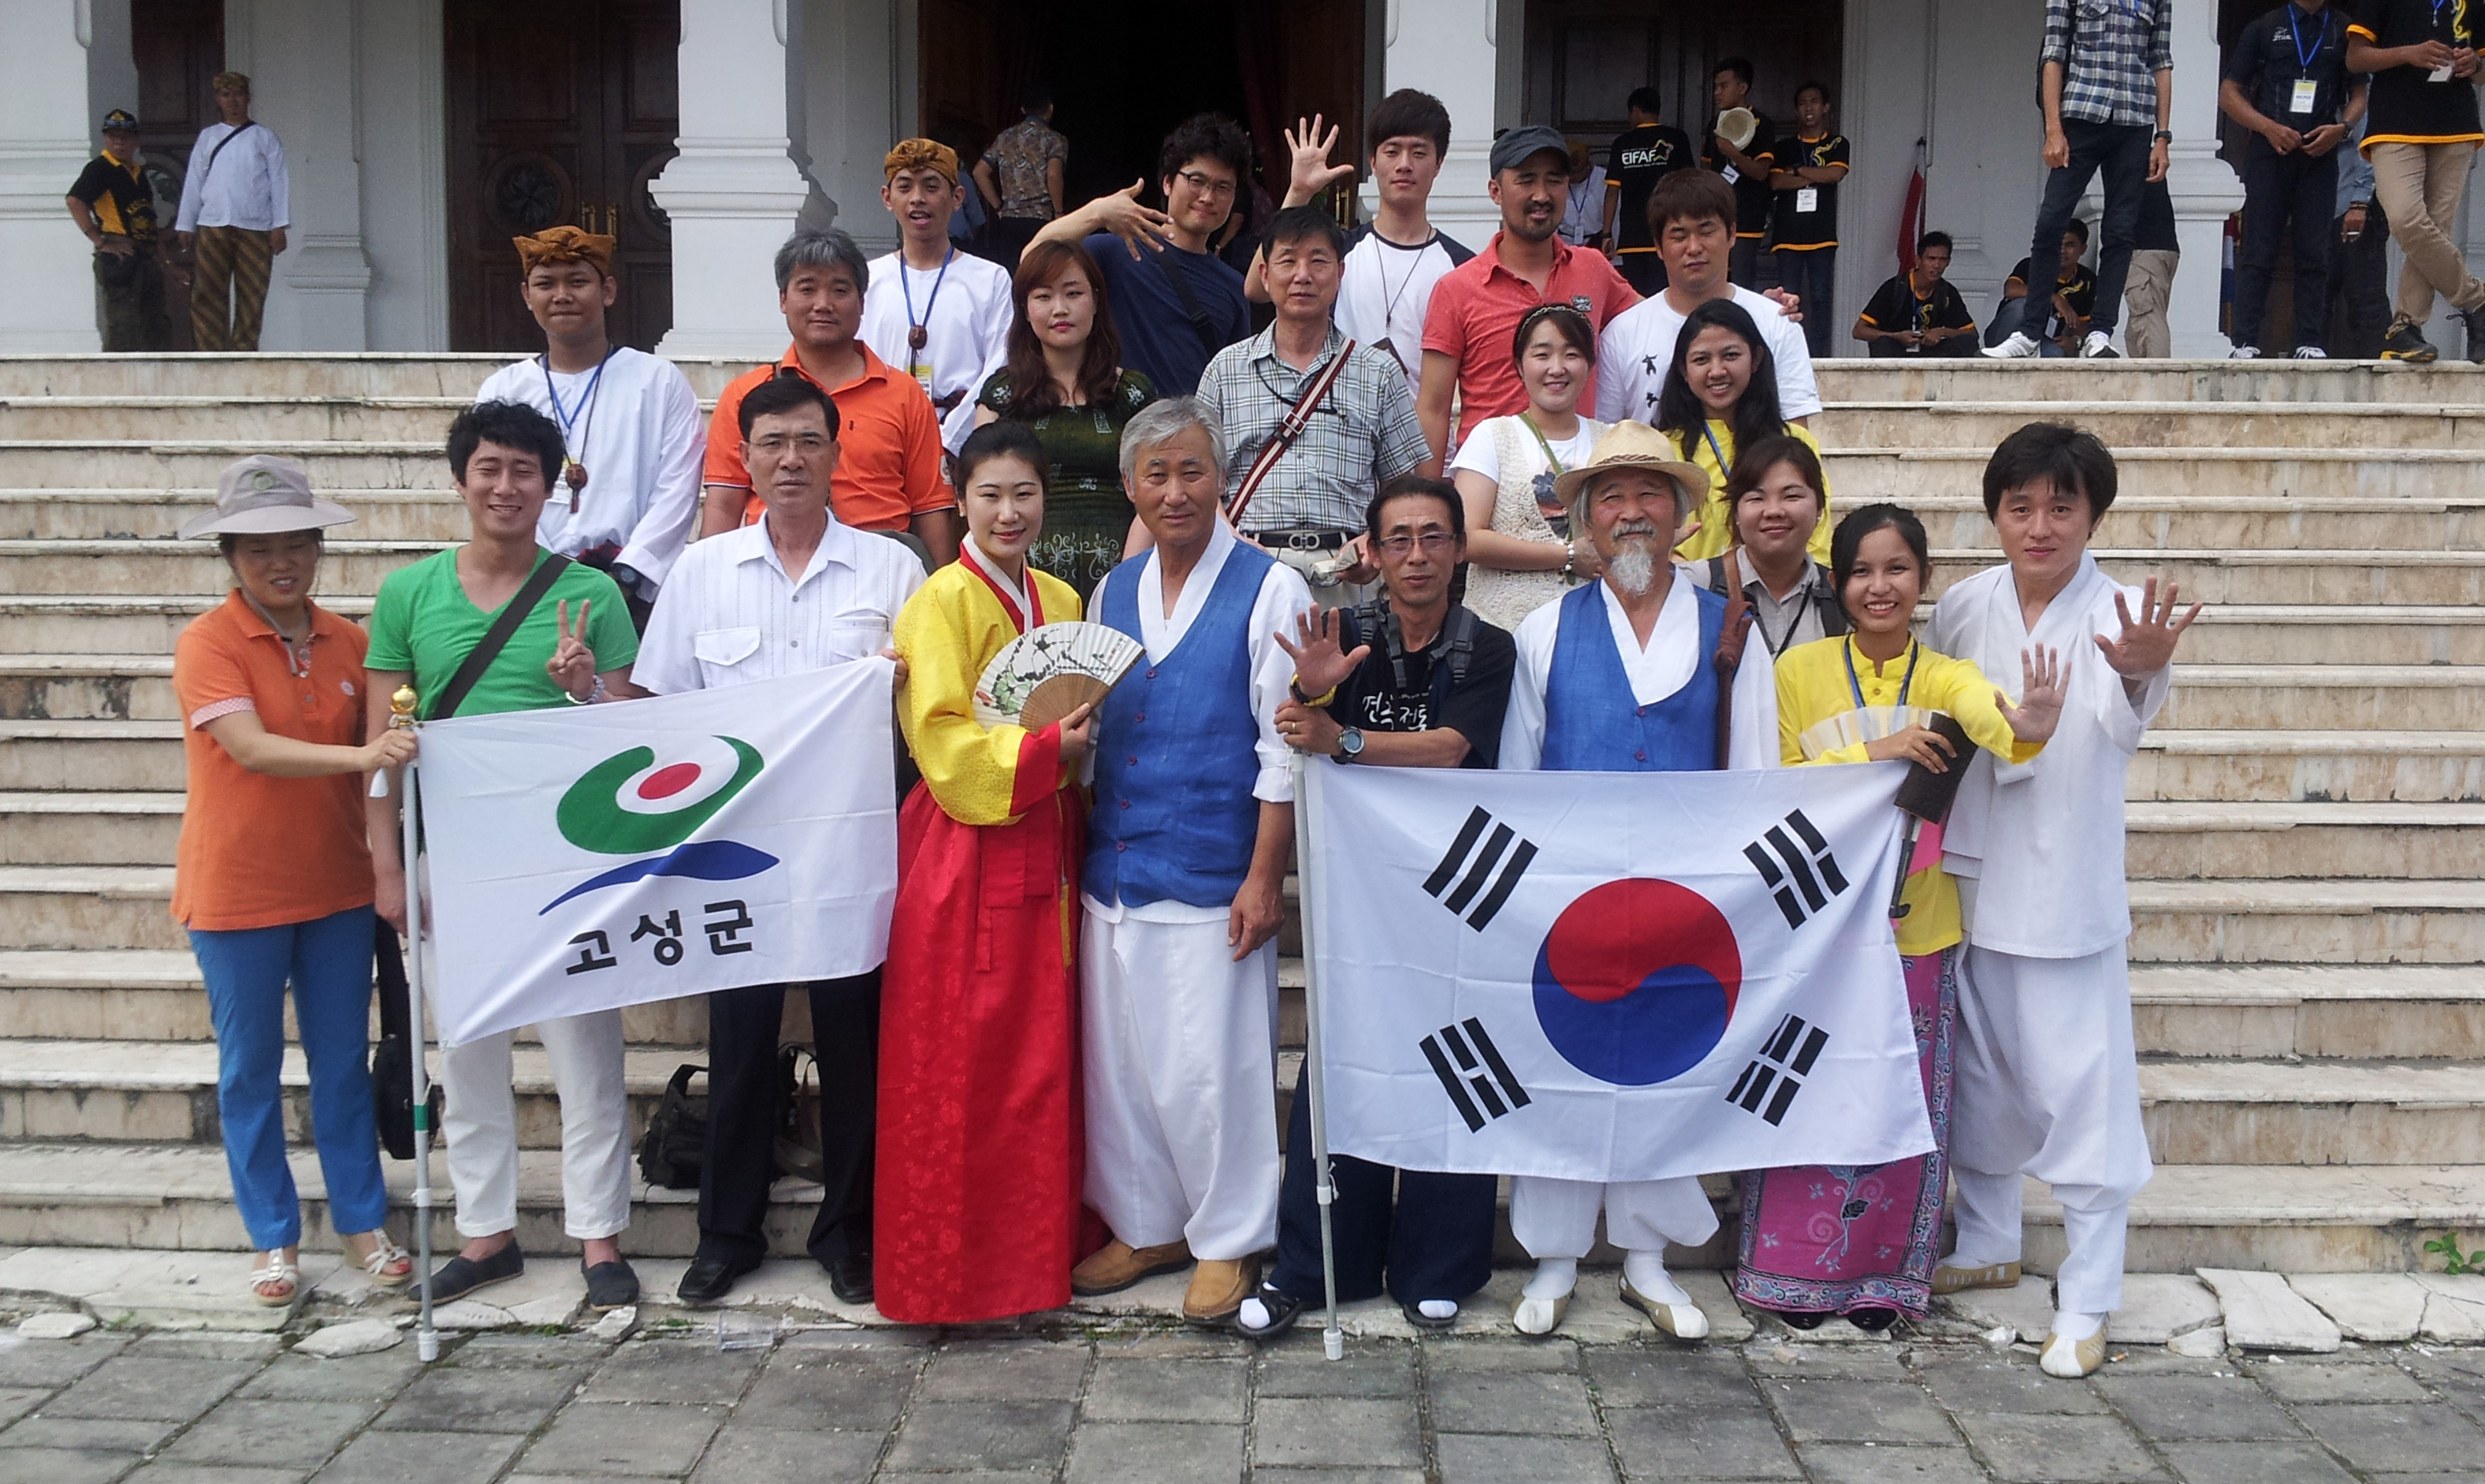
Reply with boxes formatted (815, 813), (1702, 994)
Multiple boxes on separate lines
(1606, 1402), (1801, 1480)
(438, 1335), (608, 1367)
(2286, 1274), (2426, 1343)
(1065, 1420), (1244, 1484)
(1744, 1341), (1914, 1380)
(1949, 1411), (2168, 1483)
(1434, 1432), (1617, 1484)
(124, 1466), (310, 1484)
(515, 1400), (725, 1477)
(124, 1334), (281, 1363)
(0, 1448), (141, 1484)
(915, 1343), (1088, 1401)
(234, 1353), (425, 1403)
(686, 1423), (883, 1484)
(1799, 1445), (1988, 1483)
(579, 1339), (766, 1405)
(1248, 1471), (1427, 1483)
(2093, 1374), (2301, 1441)
(0, 1415), (180, 1452)
(2290, 1400), (2485, 1474)
(2248, 1358), (2431, 1404)
(880, 1399), (1074, 1472)
(1082, 1357), (1246, 1423)
(1940, 1275), (2058, 1344)
(1423, 1339), (1578, 1371)
(39, 1357), (255, 1423)
(2195, 1270), (2340, 1354)
(158, 1400), (373, 1469)
(1916, 1354), (2113, 1415)
(1763, 1378), (1960, 1445)
(2107, 1274), (2224, 1346)
(733, 1349), (919, 1430)
(1255, 1345), (1415, 1398)
(0, 1386), (49, 1427)
(1581, 1348), (1758, 1410)
(2155, 1439), (2355, 1484)
(0, 1336), (128, 1389)
(1426, 1370), (1600, 1436)
(1250, 1397), (1423, 1469)
(368, 1364), (584, 1434)
(310, 1430), (522, 1484)
(2416, 1275), (2485, 1343)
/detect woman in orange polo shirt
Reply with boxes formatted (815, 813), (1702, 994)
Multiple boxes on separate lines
(173, 456), (420, 1307)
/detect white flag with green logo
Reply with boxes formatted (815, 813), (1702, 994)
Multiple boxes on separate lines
(417, 661), (898, 1045)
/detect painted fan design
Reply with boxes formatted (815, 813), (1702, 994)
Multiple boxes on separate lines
(972, 622), (1145, 731)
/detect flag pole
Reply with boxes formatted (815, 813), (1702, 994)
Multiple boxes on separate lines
(390, 685), (441, 1363)
(1289, 752), (1345, 1361)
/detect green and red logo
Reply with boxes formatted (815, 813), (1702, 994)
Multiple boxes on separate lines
(540, 736), (777, 913)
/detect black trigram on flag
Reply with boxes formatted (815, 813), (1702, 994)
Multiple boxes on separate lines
(1423, 806), (1537, 932)
(1743, 809), (1850, 930)
(1726, 1014), (1831, 1126)
(1421, 1017), (1531, 1133)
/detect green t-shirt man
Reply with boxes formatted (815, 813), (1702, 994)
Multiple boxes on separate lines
(366, 549), (638, 717)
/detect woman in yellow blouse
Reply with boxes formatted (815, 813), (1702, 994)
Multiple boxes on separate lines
(1654, 297), (1832, 566)
(877, 420), (1098, 1325)
(1735, 502), (2063, 1333)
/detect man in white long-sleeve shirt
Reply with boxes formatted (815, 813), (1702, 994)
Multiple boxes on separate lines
(859, 139), (1013, 456)
(1923, 422), (2197, 1381)
(474, 227), (704, 630)
(174, 72), (287, 351)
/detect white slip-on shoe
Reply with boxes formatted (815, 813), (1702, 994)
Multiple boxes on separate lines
(1620, 1274), (1710, 1341)
(1512, 1292), (1571, 1336)
(2040, 1330), (2108, 1378)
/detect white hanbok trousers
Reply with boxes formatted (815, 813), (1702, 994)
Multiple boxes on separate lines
(1509, 1175), (1720, 1259)
(440, 1011), (634, 1240)
(1946, 940), (2154, 1316)
(1081, 910), (1282, 1263)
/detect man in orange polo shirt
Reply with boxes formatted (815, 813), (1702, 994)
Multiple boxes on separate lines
(697, 229), (958, 566)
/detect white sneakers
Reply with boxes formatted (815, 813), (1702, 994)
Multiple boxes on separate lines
(2228, 344), (2262, 360)
(2292, 345), (2329, 359)
(1983, 330), (2042, 359)
(2080, 329), (2119, 359)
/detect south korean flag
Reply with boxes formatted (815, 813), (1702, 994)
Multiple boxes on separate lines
(1300, 761), (1933, 1185)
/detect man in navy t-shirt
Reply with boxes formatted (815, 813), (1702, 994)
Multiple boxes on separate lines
(1035, 113), (1254, 395)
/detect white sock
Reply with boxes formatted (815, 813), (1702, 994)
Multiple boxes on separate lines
(1238, 1296), (1270, 1330)
(1522, 1258), (1578, 1300)
(1416, 1299), (1458, 1321)
(1622, 1250), (1691, 1306)
(2052, 1310), (2104, 1341)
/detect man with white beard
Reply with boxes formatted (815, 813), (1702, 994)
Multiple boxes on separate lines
(1497, 422), (1777, 1339)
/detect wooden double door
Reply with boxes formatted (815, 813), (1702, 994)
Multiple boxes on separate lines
(446, 0), (679, 351)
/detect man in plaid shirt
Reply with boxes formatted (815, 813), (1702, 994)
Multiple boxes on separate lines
(1988, 0), (2174, 360)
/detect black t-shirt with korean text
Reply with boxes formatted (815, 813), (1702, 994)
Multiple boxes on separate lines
(1769, 133), (1851, 249)
(2352, 0), (2484, 147)
(2007, 255), (2100, 340)
(1324, 604), (1517, 770)
(68, 154), (158, 244)
(1606, 123), (1697, 253)
(1703, 111), (1778, 238)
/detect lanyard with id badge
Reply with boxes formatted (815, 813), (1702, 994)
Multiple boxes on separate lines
(900, 248), (955, 394)
(2287, 7), (2326, 113)
(2431, 0), (2459, 82)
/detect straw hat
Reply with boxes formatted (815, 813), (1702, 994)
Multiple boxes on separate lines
(1549, 422), (1707, 513)
(1713, 107), (1760, 153)
(177, 455), (355, 539)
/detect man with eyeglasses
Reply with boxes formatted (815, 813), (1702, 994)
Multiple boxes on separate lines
(1237, 474), (1515, 1341)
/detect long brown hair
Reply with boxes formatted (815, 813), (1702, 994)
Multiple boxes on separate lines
(1002, 240), (1124, 419)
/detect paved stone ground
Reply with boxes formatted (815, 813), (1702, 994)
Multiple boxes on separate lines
(0, 1318), (2482, 1483)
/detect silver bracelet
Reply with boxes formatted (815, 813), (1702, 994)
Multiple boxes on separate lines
(567, 675), (606, 706)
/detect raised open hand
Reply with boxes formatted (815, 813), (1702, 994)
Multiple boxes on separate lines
(1999, 644), (2066, 743)
(1274, 608), (1372, 700)
(2094, 577), (2201, 678)
(546, 597), (599, 701)
(1284, 115), (1357, 203)
(1094, 179), (1175, 259)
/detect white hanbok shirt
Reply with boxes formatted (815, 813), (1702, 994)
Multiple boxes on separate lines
(474, 348), (705, 590)
(1500, 567), (1777, 772)
(1593, 284), (1823, 426)
(633, 515), (926, 695)
(860, 248), (1014, 455)
(1924, 556), (2173, 960)
(1082, 519), (1315, 924)
(174, 121), (288, 232)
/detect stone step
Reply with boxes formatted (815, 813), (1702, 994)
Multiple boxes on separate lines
(0, 441), (448, 489)
(0, 791), (181, 865)
(1814, 358), (2485, 405)
(1838, 447), (2485, 502)
(1821, 400), (2485, 451)
(0, 353), (750, 400)
(0, 596), (374, 656)
(2153, 664), (2485, 731)
(1904, 494), (2485, 555)
(2132, 963), (2485, 1059)
(0, 489), (466, 542)
(2139, 1057), (2485, 1166)
(0, 538), (442, 597)
(0, 654), (176, 722)
(2133, 729), (2485, 803)
(1933, 547), (2485, 607)
(0, 719), (185, 791)
(2096, 1162), (2485, 1275)
(0, 864), (180, 950)
(0, 396), (484, 443)
(2154, 607), (2485, 666)
(2126, 801), (2485, 880)
(2128, 877), (2485, 965)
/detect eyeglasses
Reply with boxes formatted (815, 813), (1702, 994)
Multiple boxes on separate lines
(749, 433), (833, 456)
(1375, 532), (1458, 557)
(1174, 170), (1238, 199)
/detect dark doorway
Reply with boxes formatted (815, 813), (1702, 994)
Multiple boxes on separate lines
(445, 0), (678, 352)
(1526, 0), (1845, 141)
(132, 0), (226, 350)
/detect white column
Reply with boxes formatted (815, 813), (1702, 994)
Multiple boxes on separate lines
(653, 0), (813, 358)
(0, 2), (103, 351)
(230, 0), (374, 349)
(1382, 0), (1499, 250)
(2164, 0), (2243, 357)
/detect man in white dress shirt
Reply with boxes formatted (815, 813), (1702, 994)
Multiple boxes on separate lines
(1497, 422), (1776, 1341)
(474, 227), (704, 630)
(1924, 422), (2197, 1380)
(637, 373), (926, 1307)
(859, 139), (1014, 456)
(1070, 397), (1315, 1324)
(1594, 170), (1817, 429)
(174, 71), (288, 351)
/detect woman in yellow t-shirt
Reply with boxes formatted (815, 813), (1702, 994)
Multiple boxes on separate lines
(1654, 296), (1832, 565)
(1735, 502), (2065, 1333)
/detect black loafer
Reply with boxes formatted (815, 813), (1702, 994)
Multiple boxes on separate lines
(824, 1251), (873, 1305)
(675, 1252), (757, 1307)
(582, 1257), (641, 1311)
(1234, 1282), (1304, 1342)
(1778, 1309), (1828, 1331)
(426, 1242), (524, 1304)
(1400, 1298), (1459, 1332)
(1847, 1307), (1900, 1333)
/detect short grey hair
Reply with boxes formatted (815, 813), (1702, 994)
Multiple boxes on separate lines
(1118, 396), (1227, 485)
(774, 229), (869, 296)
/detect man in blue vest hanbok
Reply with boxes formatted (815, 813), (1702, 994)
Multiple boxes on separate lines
(1497, 422), (1780, 1340)
(1073, 397), (1316, 1324)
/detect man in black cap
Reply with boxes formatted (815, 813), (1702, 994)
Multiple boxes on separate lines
(65, 110), (172, 351)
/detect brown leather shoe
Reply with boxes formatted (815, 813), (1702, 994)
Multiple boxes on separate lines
(1183, 1255), (1259, 1323)
(1070, 1238), (1192, 1296)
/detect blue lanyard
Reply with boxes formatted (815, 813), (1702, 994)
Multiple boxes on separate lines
(2289, 6), (2325, 70)
(900, 248), (956, 344)
(1700, 419), (1731, 478)
(1843, 637), (1920, 712)
(539, 347), (615, 452)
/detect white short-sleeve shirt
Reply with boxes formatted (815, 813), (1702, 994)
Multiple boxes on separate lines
(1594, 284), (1823, 426)
(634, 517), (928, 695)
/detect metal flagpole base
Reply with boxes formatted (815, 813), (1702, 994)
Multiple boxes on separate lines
(400, 748), (441, 1363)
(1293, 753), (1345, 1361)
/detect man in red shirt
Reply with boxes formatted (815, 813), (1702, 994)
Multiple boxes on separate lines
(698, 229), (957, 567)
(1417, 126), (1639, 466)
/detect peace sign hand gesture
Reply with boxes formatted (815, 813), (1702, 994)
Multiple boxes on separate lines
(1274, 608), (1372, 701)
(1999, 645), (2067, 744)
(2094, 577), (2202, 679)
(546, 597), (601, 701)
(1283, 115), (1356, 205)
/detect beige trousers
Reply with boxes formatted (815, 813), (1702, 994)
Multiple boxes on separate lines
(2122, 250), (2179, 358)
(2367, 141), (2485, 322)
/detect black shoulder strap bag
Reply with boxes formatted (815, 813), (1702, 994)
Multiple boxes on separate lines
(425, 555), (573, 720)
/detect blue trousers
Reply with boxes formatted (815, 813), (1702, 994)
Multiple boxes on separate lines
(1267, 1074), (1497, 1307)
(2027, 118), (2153, 336)
(188, 906), (389, 1250)
(1775, 248), (1837, 359)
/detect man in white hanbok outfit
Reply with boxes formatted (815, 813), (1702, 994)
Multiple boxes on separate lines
(1924, 422), (2197, 1380)
(1497, 422), (1777, 1339)
(858, 139), (1014, 456)
(1073, 398), (1315, 1322)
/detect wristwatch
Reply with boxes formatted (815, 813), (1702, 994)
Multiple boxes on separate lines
(2153, 129), (2174, 143)
(1337, 727), (1366, 762)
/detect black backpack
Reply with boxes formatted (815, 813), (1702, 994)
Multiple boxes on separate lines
(370, 921), (442, 1162)
(637, 1064), (709, 1189)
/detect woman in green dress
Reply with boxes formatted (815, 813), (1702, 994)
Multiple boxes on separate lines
(974, 239), (1157, 596)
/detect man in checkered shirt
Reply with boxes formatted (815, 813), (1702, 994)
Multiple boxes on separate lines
(1988, 0), (2174, 360)
(1196, 205), (1435, 607)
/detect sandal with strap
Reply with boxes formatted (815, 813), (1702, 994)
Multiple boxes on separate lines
(354, 1234), (415, 1289)
(249, 1256), (301, 1307)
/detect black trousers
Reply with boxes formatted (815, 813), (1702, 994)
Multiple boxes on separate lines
(2326, 206), (2392, 359)
(1265, 1073), (1497, 1307)
(2233, 147), (2339, 351)
(696, 970), (881, 1267)
(2029, 119), (2154, 336)
(1869, 333), (1979, 358)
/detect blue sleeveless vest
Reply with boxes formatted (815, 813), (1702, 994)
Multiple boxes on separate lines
(1540, 579), (1726, 772)
(1082, 541), (1276, 908)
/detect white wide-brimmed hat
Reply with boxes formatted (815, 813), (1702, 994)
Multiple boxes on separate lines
(177, 455), (356, 539)
(1551, 422), (1708, 514)
(1713, 107), (1760, 153)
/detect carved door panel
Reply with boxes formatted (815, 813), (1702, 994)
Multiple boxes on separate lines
(132, 0), (228, 350)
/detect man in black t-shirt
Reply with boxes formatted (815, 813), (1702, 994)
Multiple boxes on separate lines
(2348, 0), (2485, 361)
(1703, 58), (1777, 288)
(2220, 0), (2362, 358)
(1855, 232), (1979, 357)
(64, 109), (171, 352)
(1604, 86), (1696, 296)
(1237, 474), (1517, 1343)
(1769, 82), (1851, 359)
(1987, 221), (2098, 356)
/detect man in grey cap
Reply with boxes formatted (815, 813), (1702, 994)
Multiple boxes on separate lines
(1414, 124), (1639, 469)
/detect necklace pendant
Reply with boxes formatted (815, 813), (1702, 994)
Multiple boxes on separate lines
(908, 325), (928, 351)
(564, 459), (589, 492)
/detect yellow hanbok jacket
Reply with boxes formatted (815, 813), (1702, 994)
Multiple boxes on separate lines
(1668, 419), (1835, 565)
(893, 554), (1085, 826)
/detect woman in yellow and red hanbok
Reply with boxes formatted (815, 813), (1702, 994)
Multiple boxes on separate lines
(876, 422), (1098, 1322)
